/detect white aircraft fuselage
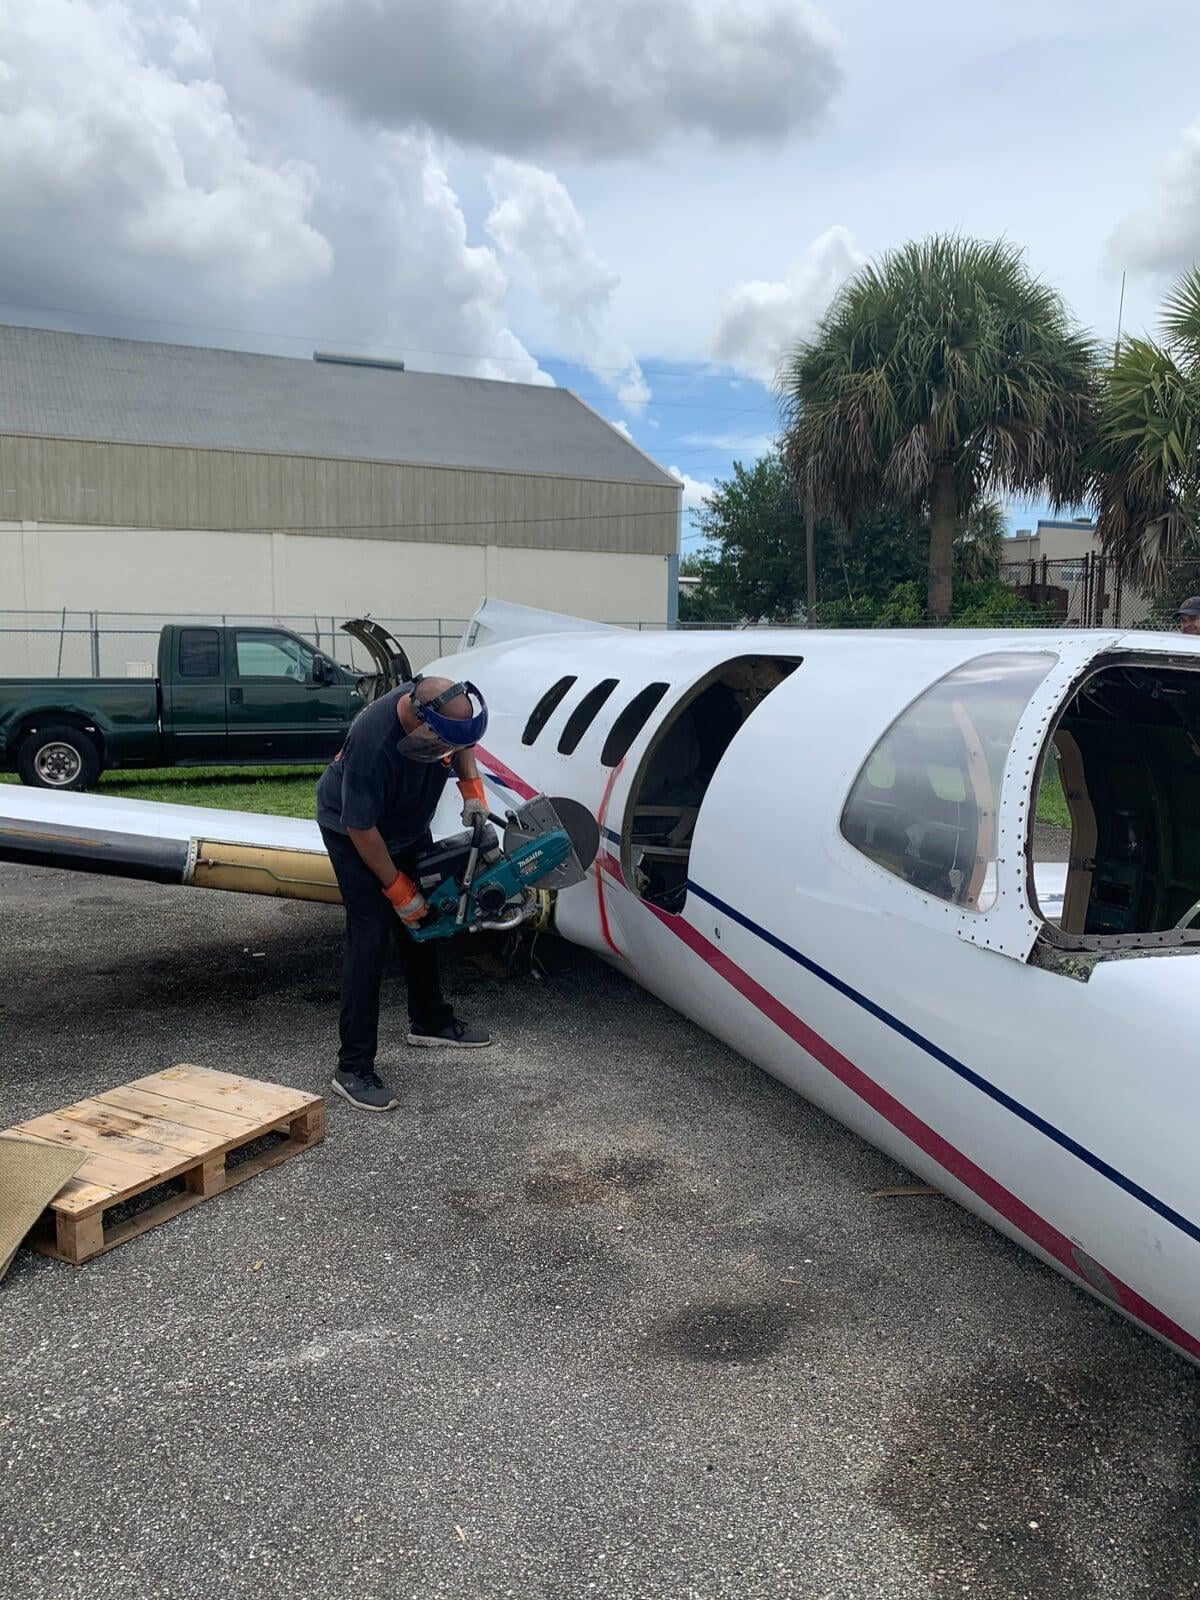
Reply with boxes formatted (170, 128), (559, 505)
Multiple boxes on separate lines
(429, 613), (1200, 1365)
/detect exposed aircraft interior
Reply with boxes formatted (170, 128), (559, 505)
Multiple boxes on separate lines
(625, 655), (800, 913)
(1033, 661), (1200, 941)
(837, 649), (1200, 947)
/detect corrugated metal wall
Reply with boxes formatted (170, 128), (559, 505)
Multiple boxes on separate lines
(0, 434), (679, 556)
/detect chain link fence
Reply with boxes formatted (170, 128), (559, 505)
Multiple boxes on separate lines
(995, 554), (1170, 630)
(0, 611), (471, 679)
(678, 555), (1197, 630)
(0, 570), (1194, 679)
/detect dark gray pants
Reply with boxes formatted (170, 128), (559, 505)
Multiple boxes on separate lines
(321, 827), (452, 1074)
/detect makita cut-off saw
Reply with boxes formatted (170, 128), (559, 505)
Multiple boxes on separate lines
(406, 794), (599, 942)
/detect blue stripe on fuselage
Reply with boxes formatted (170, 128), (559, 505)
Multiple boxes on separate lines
(687, 878), (1200, 1250)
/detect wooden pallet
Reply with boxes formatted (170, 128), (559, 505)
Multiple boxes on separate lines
(5, 1064), (325, 1264)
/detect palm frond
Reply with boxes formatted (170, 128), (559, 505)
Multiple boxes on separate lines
(1091, 329), (1200, 584)
(1161, 267), (1200, 351)
(779, 233), (1098, 522)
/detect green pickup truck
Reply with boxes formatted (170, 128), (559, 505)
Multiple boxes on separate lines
(0, 619), (412, 789)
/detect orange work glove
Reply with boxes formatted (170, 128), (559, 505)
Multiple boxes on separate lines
(458, 776), (488, 826)
(383, 869), (426, 925)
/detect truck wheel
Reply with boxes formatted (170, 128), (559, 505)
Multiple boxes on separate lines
(17, 725), (102, 790)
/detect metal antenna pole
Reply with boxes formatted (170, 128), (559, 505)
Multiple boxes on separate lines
(805, 486), (816, 626)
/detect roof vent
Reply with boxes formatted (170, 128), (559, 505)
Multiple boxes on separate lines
(313, 350), (405, 372)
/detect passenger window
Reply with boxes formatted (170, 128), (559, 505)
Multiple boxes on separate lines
(235, 632), (314, 682)
(523, 676), (577, 745)
(602, 683), (670, 767)
(178, 628), (220, 679)
(841, 652), (1055, 911)
(558, 679), (619, 755)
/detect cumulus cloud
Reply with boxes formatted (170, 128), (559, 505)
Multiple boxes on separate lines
(375, 137), (549, 385)
(0, 1), (553, 390)
(1110, 116), (1200, 278)
(0, 0), (331, 304)
(275, 0), (840, 161)
(713, 225), (865, 382)
(668, 467), (716, 511)
(485, 159), (648, 405)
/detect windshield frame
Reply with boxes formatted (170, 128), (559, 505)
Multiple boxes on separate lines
(1028, 650), (1200, 956)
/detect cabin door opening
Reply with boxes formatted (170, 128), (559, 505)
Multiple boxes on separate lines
(623, 655), (800, 914)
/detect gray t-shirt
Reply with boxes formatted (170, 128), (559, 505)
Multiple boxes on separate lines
(316, 685), (451, 852)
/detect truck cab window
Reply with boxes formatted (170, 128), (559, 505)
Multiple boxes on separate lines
(235, 633), (314, 682)
(842, 652), (1056, 911)
(178, 628), (220, 679)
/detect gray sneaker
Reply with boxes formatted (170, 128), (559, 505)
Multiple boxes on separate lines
(330, 1068), (400, 1112)
(406, 1017), (492, 1049)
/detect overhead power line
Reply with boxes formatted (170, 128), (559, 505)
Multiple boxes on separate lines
(0, 296), (761, 392)
(80, 502), (711, 538)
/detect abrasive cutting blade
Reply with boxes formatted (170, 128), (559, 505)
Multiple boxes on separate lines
(504, 794), (599, 891)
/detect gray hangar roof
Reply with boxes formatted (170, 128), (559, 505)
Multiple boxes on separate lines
(0, 324), (678, 489)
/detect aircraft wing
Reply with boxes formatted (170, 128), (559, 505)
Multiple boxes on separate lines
(0, 782), (1073, 921)
(0, 785), (340, 903)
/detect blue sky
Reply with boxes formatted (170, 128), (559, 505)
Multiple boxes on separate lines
(534, 356), (780, 555)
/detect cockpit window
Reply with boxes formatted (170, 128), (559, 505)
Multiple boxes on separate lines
(842, 652), (1056, 911)
(1032, 660), (1200, 943)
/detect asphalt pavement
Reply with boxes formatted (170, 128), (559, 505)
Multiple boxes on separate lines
(1, 862), (1197, 1600)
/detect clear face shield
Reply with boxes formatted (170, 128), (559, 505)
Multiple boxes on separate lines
(396, 680), (489, 763)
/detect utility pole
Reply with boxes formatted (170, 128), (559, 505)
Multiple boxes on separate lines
(805, 487), (816, 626)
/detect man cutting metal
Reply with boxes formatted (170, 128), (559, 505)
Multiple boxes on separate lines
(316, 675), (492, 1113)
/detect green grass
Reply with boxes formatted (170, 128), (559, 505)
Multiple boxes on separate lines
(5, 755), (1077, 832)
(1, 764), (323, 818)
(1035, 761), (1071, 830)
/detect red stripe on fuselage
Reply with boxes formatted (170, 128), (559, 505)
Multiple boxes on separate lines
(478, 744), (626, 958)
(474, 758), (1200, 1360)
(476, 745), (536, 801)
(641, 894), (1200, 1361)
(593, 762), (626, 958)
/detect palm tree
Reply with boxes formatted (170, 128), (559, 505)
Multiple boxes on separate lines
(954, 499), (1006, 583)
(781, 236), (1096, 618)
(1093, 268), (1200, 589)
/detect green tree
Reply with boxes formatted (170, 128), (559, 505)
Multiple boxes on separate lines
(681, 449), (1007, 624)
(1093, 267), (1200, 587)
(953, 499), (1006, 582)
(684, 454), (806, 622)
(683, 451), (920, 623)
(781, 235), (1096, 618)
(677, 552), (736, 623)
(813, 577), (1049, 629)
